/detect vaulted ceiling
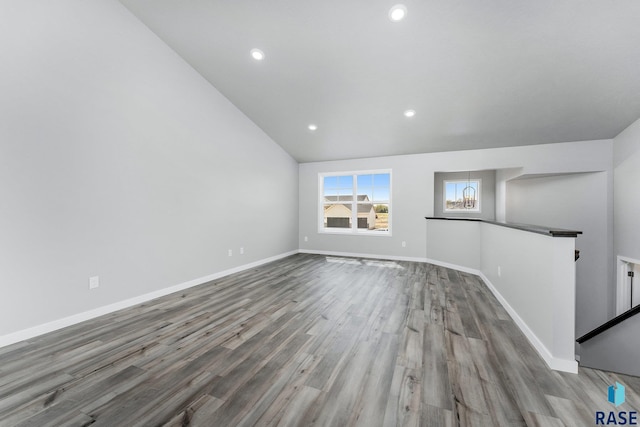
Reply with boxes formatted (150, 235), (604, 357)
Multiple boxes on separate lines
(120, 0), (640, 162)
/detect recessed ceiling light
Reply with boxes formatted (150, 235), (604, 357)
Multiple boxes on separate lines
(389, 4), (407, 22)
(404, 109), (416, 117)
(308, 124), (318, 131)
(250, 48), (265, 61)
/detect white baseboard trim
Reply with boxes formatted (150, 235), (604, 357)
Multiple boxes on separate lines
(478, 271), (579, 374)
(299, 249), (428, 264)
(423, 257), (578, 374)
(0, 250), (299, 349)
(423, 257), (482, 276)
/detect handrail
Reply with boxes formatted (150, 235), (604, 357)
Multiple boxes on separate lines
(576, 304), (640, 343)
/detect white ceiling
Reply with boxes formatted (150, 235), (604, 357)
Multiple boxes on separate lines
(119, 0), (640, 163)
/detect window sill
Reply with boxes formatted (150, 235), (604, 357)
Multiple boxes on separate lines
(318, 229), (392, 237)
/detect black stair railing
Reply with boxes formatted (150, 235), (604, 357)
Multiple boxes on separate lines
(576, 304), (640, 343)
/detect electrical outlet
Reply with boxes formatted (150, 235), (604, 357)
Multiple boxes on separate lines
(304, 236), (308, 242)
(402, 241), (406, 248)
(89, 276), (99, 290)
(240, 247), (244, 255)
(498, 266), (502, 277)
(228, 249), (233, 256)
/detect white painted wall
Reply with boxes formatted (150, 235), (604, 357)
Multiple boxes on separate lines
(299, 139), (612, 261)
(425, 219), (578, 372)
(425, 220), (481, 270)
(506, 173), (610, 336)
(579, 312), (640, 377)
(495, 168), (523, 222)
(481, 226), (552, 350)
(481, 224), (577, 372)
(614, 117), (640, 263)
(0, 1), (298, 338)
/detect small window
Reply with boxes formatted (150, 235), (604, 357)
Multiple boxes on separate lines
(444, 179), (481, 212)
(319, 170), (391, 235)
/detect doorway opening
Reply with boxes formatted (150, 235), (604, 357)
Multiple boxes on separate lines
(616, 256), (640, 315)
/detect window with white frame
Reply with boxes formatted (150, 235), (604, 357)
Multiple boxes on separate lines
(319, 171), (391, 234)
(444, 179), (481, 212)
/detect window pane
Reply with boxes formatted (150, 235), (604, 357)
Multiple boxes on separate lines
(444, 180), (480, 211)
(354, 202), (389, 231)
(357, 174), (373, 188)
(373, 173), (390, 187)
(358, 187), (374, 200)
(324, 176), (338, 190)
(340, 190), (353, 198)
(355, 201), (375, 229)
(373, 187), (390, 201)
(324, 175), (352, 198)
(337, 175), (353, 189)
(357, 173), (390, 202)
(323, 195), (353, 202)
(323, 203), (352, 228)
(373, 203), (389, 231)
(323, 188), (339, 197)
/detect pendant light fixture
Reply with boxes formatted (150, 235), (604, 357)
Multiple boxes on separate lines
(462, 171), (476, 209)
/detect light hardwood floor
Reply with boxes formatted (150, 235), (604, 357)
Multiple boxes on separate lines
(0, 253), (638, 426)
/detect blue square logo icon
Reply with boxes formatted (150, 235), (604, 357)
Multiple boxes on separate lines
(608, 382), (626, 407)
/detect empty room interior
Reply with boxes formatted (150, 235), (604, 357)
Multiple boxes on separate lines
(2, 1), (640, 426)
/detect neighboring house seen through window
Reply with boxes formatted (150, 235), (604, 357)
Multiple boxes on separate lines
(320, 171), (391, 234)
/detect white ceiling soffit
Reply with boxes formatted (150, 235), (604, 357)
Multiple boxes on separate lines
(119, 0), (640, 163)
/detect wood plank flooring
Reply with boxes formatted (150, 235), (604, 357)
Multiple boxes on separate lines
(0, 253), (638, 426)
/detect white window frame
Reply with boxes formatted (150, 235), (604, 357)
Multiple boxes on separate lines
(443, 179), (482, 213)
(318, 169), (392, 236)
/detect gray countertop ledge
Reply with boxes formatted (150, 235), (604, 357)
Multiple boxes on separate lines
(425, 217), (582, 238)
